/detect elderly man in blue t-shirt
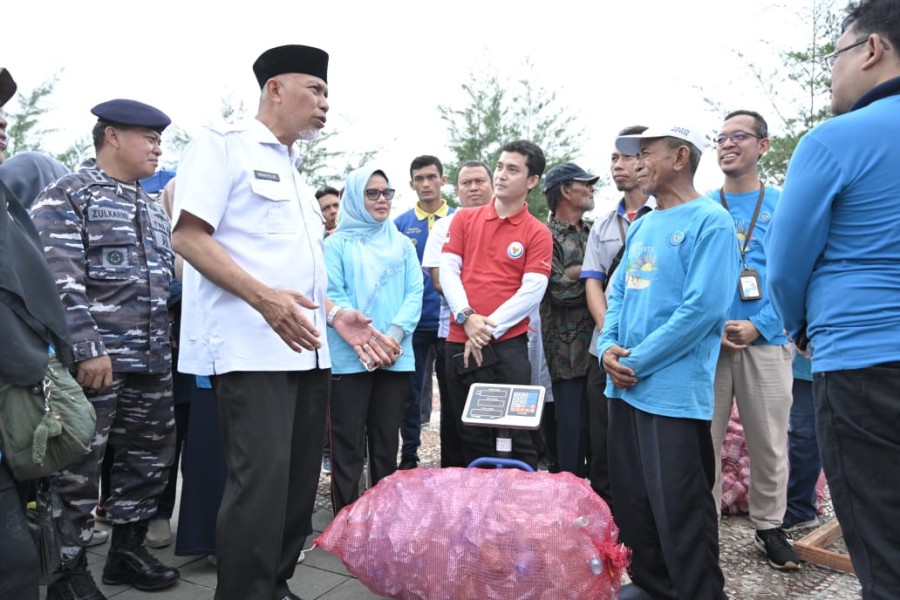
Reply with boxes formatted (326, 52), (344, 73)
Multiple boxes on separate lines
(598, 123), (739, 600)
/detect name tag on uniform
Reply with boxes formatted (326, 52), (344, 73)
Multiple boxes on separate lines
(739, 268), (762, 301)
(253, 170), (280, 182)
(87, 206), (131, 222)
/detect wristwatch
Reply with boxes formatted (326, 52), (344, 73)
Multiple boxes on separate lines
(455, 308), (476, 325)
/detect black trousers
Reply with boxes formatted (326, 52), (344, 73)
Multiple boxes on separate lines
(444, 335), (537, 468)
(435, 339), (464, 467)
(814, 365), (900, 599)
(0, 460), (38, 600)
(212, 369), (328, 600)
(328, 369), (409, 514)
(586, 359), (612, 507)
(608, 399), (726, 600)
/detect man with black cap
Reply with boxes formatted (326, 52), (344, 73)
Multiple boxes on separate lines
(597, 124), (738, 599)
(539, 162), (598, 478)
(172, 45), (398, 600)
(29, 98), (179, 599)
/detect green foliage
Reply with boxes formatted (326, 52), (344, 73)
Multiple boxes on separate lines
(161, 125), (193, 169)
(5, 73), (60, 156)
(4, 71), (95, 170)
(55, 136), (92, 170)
(715, 0), (839, 185)
(296, 131), (376, 190)
(439, 60), (583, 221)
(754, 2), (838, 185)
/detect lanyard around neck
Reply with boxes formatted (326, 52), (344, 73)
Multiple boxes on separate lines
(720, 184), (765, 265)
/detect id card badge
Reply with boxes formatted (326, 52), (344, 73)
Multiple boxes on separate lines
(739, 268), (762, 301)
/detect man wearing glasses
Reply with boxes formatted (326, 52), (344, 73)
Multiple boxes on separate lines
(708, 110), (799, 571)
(172, 45), (397, 600)
(768, 1), (900, 597)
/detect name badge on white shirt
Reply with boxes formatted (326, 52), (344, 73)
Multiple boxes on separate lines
(253, 170), (280, 182)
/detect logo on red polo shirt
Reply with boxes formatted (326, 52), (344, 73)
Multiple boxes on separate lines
(507, 241), (524, 259)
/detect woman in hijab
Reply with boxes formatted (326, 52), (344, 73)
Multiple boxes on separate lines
(325, 167), (423, 514)
(0, 151), (69, 209)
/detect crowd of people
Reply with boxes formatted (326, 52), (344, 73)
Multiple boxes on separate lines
(1, 1), (899, 599)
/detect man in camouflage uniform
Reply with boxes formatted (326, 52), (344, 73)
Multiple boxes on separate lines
(30, 99), (179, 599)
(539, 163), (599, 478)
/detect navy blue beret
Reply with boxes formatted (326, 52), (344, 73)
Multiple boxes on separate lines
(253, 44), (328, 88)
(91, 99), (171, 133)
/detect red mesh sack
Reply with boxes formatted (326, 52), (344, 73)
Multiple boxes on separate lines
(720, 402), (750, 515)
(315, 467), (629, 599)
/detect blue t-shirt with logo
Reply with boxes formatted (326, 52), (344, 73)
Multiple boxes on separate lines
(712, 186), (786, 345)
(598, 196), (740, 420)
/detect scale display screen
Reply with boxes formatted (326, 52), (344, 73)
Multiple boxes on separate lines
(461, 384), (545, 430)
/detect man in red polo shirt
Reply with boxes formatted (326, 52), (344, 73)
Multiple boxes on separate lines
(439, 140), (553, 467)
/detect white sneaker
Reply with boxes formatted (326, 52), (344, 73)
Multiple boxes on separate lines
(87, 528), (109, 547)
(144, 518), (173, 548)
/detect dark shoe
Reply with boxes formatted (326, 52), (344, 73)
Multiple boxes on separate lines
(755, 527), (801, 570)
(47, 571), (108, 600)
(273, 581), (303, 600)
(617, 583), (655, 600)
(102, 521), (180, 591)
(782, 513), (819, 533)
(47, 550), (107, 600)
(398, 457), (418, 470)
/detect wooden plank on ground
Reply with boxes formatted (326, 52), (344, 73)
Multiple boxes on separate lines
(794, 518), (855, 574)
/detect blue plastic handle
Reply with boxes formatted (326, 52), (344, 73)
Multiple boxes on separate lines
(467, 457), (535, 472)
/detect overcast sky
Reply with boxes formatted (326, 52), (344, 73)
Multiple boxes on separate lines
(5, 0), (830, 213)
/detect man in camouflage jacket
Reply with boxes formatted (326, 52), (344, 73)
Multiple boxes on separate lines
(30, 99), (179, 599)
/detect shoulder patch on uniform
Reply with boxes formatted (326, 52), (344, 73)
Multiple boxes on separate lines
(208, 122), (247, 135)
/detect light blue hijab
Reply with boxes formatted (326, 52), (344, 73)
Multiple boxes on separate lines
(331, 167), (411, 315)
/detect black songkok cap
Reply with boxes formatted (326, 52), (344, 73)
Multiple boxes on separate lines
(91, 99), (171, 133)
(0, 68), (17, 108)
(253, 44), (329, 88)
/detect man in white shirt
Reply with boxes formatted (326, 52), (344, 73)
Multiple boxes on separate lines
(172, 45), (397, 600)
(422, 160), (492, 466)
